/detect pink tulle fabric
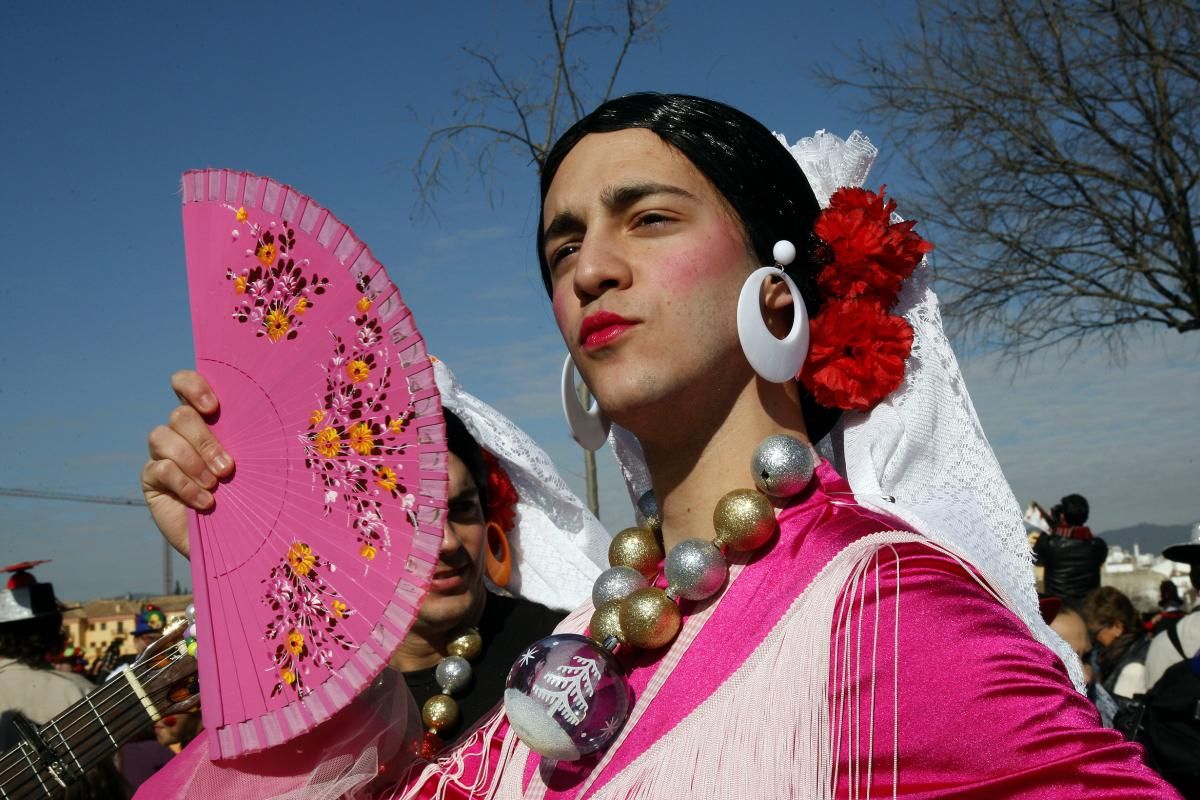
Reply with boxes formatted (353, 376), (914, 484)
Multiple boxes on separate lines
(135, 668), (421, 799)
(141, 463), (1178, 799)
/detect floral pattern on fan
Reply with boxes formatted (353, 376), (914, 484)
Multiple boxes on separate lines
(300, 301), (419, 562)
(264, 542), (355, 698)
(225, 206), (331, 343)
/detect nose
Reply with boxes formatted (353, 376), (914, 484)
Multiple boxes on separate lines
(440, 519), (462, 558)
(572, 233), (632, 303)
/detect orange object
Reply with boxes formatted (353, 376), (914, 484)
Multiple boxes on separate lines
(485, 522), (512, 587)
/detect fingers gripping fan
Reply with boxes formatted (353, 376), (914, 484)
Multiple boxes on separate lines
(180, 170), (447, 759)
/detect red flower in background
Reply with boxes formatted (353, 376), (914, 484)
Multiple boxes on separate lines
(799, 300), (914, 412)
(482, 451), (519, 533)
(813, 186), (933, 305)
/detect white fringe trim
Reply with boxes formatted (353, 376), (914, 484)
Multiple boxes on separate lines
(567, 532), (1006, 800)
(402, 532), (1012, 799)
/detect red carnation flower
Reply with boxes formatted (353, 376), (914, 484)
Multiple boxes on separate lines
(799, 299), (914, 412)
(482, 450), (519, 533)
(813, 186), (933, 306)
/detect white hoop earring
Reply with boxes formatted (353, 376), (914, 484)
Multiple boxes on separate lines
(561, 355), (611, 451)
(736, 240), (810, 383)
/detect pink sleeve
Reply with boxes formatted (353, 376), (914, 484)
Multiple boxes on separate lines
(833, 544), (1180, 799)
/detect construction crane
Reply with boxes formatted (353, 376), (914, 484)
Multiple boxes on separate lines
(0, 487), (175, 595)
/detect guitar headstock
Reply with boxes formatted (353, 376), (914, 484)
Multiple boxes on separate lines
(128, 611), (201, 716)
(137, 615), (188, 665)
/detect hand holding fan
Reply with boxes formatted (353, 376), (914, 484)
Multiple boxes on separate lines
(180, 170), (447, 759)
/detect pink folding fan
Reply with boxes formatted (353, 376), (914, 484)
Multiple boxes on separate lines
(181, 170), (447, 760)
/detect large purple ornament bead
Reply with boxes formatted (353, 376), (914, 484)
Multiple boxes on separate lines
(504, 633), (631, 761)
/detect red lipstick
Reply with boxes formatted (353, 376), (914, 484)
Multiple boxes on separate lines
(428, 564), (467, 593)
(579, 311), (638, 349)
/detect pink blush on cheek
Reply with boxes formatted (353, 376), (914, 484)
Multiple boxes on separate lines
(656, 234), (746, 292)
(551, 289), (576, 339)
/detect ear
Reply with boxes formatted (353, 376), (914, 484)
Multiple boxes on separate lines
(761, 273), (797, 312)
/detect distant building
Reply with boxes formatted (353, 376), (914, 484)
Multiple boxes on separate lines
(61, 594), (192, 663)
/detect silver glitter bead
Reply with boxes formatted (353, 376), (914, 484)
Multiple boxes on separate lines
(435, 655), (472, 694)
(186, 603), (195, 621)
(592, 566), (649, 607)
(664, 538), (727, 601)
(751, 434), (815, 498)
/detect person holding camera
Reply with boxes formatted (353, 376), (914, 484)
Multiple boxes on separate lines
(1034, 494), (1109, 605)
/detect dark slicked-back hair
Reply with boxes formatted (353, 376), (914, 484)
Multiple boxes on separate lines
(444, 408), (488, 512)
(537, 93), (822, 312)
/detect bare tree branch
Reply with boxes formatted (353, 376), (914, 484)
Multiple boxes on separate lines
(413, 1), (669, 516)
(820, 0), (1200, 359)
(415, 0), (668, 211)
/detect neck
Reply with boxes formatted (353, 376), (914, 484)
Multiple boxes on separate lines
(634, 374), (810, 552)
(389, 595), (485, 673)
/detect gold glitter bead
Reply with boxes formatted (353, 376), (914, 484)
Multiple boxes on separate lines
(712, 489), (776, 552)
(422, 694), (459, 733)
(446, 628), (482, 661)
(608, 527), (664, 578)
(589, 600), (626, 646)
(618, 587), (681, 650)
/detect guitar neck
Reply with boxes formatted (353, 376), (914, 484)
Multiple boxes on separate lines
(0, 668), (163, 799)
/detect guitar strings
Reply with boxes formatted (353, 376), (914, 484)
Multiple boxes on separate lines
(0, 646), (191, 792)
(0, 657), (183, 796)
(0, 651), (179, 791)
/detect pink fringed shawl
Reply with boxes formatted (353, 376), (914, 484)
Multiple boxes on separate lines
(399, 463), (1176, 799)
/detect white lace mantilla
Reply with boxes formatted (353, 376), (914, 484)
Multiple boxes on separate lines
(610, 129), (1084, 690)
(433, 360), (610, 612)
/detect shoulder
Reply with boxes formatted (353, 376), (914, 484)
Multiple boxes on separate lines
(1147, 611), (1200, 660)
(836, 539), (1094, 720)
(833, 542), (1174, 795)
(0, 661), (92, 695)
(45, 668), (95, 697)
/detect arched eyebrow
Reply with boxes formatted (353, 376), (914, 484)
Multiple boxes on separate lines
(449, 485), (479, 504)
(600, 181), (697, 210)
(543, 181), (698, 242)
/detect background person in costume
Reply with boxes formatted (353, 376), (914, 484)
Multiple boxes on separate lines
(0, 563), (94, 731)
(135, 361), (609, 794)
(0, 562), (126, 798)
(390, 408), (568, 752)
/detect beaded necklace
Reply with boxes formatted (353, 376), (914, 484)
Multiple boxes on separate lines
(416, 627), (483, 757)
(503, 433), (816, 761)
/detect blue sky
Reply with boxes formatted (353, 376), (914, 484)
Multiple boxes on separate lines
(1, 2), (1196, 600)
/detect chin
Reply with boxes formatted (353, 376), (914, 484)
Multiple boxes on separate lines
(417, 592), (475, 632)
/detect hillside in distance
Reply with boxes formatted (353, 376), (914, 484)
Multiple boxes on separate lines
(1098, 523), (1194, 556)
